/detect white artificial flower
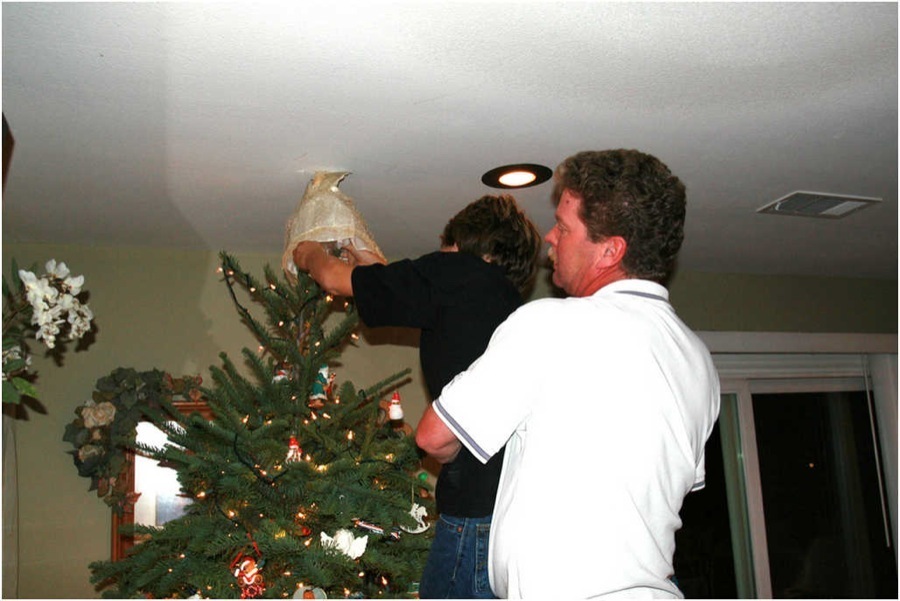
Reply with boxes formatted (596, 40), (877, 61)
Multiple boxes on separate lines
(33, 303), (63, 327)
(63, 274), (84, 296)
(44, 259), (70, 280)
(56, 293), (75, 312)
(1, 345), (31, 380)
(33, 304), (63, 347)
(77, 302), (93, 322)
(19, 270), (58, 308)
(35, 326), (59, 348)
(13, 260), (94, 351)
(67, 302), (94, 339)
(2, 345), (23, 364)
(17, 269), (37, 287)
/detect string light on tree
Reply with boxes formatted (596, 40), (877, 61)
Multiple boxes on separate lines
(86, 252), (432, 599)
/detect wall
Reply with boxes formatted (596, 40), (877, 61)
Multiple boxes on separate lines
(2, 242), (896, 598)
(669, 270), (897, 333)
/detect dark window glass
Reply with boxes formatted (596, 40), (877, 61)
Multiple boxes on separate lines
(753, 391), (897, 599)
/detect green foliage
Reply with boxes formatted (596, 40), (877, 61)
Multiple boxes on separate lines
(89, 252), (432, 599)
(62, 368), (200, 514)
(3, 258), (35, 405)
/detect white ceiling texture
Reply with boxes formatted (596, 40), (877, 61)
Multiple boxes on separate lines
(2, 2), (897, 279)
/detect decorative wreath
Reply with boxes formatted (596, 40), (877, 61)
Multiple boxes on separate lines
(63, 367), (203, 515)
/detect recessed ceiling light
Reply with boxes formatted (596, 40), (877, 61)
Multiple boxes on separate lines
(482, 163), (552, 189)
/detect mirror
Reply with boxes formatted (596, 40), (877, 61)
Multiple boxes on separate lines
(111, 400), (211, 561)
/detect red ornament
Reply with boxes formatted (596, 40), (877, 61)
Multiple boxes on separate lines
(285, 436), (303, 463)
(232, 555), (265, 599)
(388, 391), (404, 420)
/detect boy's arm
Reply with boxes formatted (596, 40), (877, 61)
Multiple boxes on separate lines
(292, 241), (354, 297)
(293, 241), (388, 297)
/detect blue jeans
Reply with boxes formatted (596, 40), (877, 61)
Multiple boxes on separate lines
(418, 514), (496, 599)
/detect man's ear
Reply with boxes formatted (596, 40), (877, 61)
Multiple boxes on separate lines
(598, 236), (627, 266)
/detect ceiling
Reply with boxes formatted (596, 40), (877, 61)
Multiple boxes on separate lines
(2, 2), (897, 280)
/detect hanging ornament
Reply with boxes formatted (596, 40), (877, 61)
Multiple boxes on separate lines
(293, 585), (328, 599)
(308, 365), (330, 408)
(231, 554), (266, 599)
(353, 519), (385, 536)
(353, 518), (401, 541)
(388, 391), (404, 421)
(273, 363), (291, 383)
(416, 471), (432, 499)
(320, 529), (368, 559)
(294, 508), (312, 537)
(286, 436), (303, 463)
(399, 502), (430, 534)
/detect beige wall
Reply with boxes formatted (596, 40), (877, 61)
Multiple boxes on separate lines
(3, 242), (896, 598)
(669, 270), (897, 333)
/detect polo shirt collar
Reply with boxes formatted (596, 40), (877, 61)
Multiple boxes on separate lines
(595, 279), (669, 302)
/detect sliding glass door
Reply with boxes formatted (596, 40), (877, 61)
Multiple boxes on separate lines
(674, 361), (896, 598)
(752, 388), (895, 598)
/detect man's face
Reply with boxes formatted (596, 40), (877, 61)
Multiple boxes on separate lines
(544, 190), (605, 297)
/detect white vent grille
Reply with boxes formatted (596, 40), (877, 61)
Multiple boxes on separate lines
(757, 191), (881, 219)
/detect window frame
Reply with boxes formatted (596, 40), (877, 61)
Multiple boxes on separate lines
(703, 331), (896, 598)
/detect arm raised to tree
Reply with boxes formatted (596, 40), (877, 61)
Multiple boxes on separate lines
(292, 241), (386, 298)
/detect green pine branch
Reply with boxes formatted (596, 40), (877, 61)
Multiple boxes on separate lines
(89, 254), (434, 598)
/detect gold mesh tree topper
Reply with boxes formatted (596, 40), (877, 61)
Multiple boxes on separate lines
(282, 171), (385, 277)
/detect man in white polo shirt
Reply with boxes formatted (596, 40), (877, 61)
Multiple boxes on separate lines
(417, 149), (720, 599)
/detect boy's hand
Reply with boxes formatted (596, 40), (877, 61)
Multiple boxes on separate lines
(292, 241), (326, 272)
(342, 242), (387, 267)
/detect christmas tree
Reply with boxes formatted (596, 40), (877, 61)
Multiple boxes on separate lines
(89, 252), (434, 599)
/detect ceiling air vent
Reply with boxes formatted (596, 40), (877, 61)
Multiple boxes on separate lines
(757, 191), (881, 219)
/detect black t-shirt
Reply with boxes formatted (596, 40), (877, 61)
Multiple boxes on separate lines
(351, 251), (522, 517)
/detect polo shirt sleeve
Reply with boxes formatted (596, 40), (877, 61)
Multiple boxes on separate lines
(691, 386), (720, 492)
(692, 448), (706, 492)
(432, 301), (546, 463)
(351, 258), (438, 329)
(692, 363), (720, 492)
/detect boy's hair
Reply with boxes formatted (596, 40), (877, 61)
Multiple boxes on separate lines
(441, 194), (542, 296)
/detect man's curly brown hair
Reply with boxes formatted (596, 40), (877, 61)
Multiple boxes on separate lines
(552, 149), (686, 284)
(441, 194), (542, 296)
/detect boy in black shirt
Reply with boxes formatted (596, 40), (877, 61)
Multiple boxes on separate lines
(292, 194), (541, 598)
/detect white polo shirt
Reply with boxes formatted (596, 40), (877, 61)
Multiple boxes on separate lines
(433, 280), (720, 599)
